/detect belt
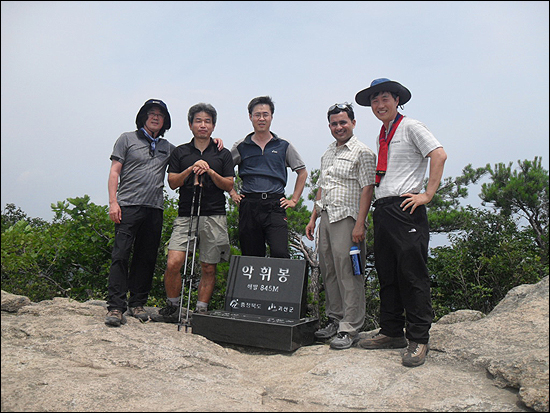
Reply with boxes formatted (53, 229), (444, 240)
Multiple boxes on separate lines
(242, 193), (284, 200)
(373, 196), (406, 207)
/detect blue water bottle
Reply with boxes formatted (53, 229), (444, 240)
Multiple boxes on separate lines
(350, 246), (363, 276)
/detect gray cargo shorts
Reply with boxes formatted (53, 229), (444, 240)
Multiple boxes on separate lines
(168, 215), (230, 264)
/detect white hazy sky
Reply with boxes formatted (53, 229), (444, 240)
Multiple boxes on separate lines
(2, 1), (549, 222)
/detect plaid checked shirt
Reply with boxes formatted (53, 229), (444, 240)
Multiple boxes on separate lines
(315, 135), (376, 224)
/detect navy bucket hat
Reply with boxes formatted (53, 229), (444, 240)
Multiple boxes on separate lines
(135, 99), (171, 136)
(355, 78), (411, 107)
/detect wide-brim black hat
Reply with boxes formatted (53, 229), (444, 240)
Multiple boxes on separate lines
(355, 78), (411, 107)
(135, 98), (171, 130)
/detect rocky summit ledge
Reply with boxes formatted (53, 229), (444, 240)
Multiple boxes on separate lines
(1, 276), (548, 412)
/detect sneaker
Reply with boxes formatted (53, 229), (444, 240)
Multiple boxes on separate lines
(314, 320), (339, 340)
(105, 309), (127, 327)
(358, 332), (408, 349)
(128, 306), (149, 322)
(150, 304), (181, 323)
(402, 341), (429, 367)
(330, 331), (359, 350)
(195, 307), (209, 315)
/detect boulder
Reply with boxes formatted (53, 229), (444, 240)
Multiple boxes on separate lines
(1, 276), (548, 412)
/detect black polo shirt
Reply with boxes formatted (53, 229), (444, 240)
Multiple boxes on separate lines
(168, 138), (234, 216)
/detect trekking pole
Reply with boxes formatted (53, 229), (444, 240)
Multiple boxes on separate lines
(184, 175), (203, 333)
(177, 175), (198, 332)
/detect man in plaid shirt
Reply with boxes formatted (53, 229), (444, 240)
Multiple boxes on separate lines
(306, 102), (376, 350)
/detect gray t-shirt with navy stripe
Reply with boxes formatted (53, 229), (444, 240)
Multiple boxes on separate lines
(110, 130), (175, 210)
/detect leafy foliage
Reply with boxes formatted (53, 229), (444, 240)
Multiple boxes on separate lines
(480, 157), (549, 258)
(429, 207), (547, 315)
(427, 163), (490, 232)
(2, 196), (113, 301)
(1, 158), (548, 330)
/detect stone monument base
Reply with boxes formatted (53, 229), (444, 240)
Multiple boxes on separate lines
(191, 310), (319, 352)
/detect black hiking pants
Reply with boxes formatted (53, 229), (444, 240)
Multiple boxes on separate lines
(373, 198), (433, 344)
(107, 206), (163, 312)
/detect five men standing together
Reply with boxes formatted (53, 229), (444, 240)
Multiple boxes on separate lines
(106, 80), (446, 368)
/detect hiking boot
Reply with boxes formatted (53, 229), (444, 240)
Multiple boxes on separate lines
(105, 309), (127, 327)
(314, 320), (339, 340)
(329, 331), (359, 350)
(402, 341), (429, 367)
(128, 306), (149, 322)
(358, 332), (407, 349)
(150, 304), (181, 323)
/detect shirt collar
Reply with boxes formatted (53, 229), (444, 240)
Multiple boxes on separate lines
(244, 131), (279, 143)
(187, 137), (217, 151)
(387, 113), (405, 131)
(331, 134), (357, 150)
(139, 127), (161, 142)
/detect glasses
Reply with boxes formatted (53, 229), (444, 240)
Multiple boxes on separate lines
(147, 111), (165, 119)
(328, 102), (352, 112)
(252, 112), (271, 119)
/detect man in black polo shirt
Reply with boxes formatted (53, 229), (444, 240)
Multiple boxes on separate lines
(151, 103), (234, 322)
(230, 96), (307, 258)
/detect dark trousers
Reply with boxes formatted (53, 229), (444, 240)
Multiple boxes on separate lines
(373, 200), (433, 344)
(238, 197), (290, 258)
(107, 206), (163, 311)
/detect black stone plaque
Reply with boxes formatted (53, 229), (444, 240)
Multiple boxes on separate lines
(191, 311), (319, 352)
(224, 255), (308, 319)
(191, 255), (318, 351)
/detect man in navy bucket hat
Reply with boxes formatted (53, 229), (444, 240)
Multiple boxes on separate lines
(105, 99), (176, 326)
(355, 79), (447, 367)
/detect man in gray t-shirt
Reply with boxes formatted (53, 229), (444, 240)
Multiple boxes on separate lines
(105, 99), (175, 327)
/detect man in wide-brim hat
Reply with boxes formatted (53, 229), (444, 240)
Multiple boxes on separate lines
(355, 78), (412, 107)
(354, 78), (448, 368)
(105, 99), (176, 327)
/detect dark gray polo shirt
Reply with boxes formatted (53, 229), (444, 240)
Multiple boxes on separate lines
(230, 132), (305, 194)
(110, 129), (175, 210)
